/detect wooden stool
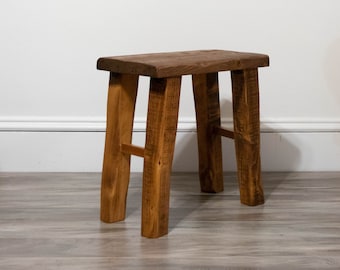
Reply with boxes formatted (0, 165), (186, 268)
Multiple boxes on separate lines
(97, 50), (269, 238)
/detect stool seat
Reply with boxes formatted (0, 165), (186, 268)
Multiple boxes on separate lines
(97, 49), (269, 238)
(97, 50), (269, 77)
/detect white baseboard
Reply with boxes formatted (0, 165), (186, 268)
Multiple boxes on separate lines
(1, 117), (340, 172)
(2, 116), (340, 132)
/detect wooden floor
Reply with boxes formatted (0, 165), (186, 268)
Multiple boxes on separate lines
(1, 172), (340, 269)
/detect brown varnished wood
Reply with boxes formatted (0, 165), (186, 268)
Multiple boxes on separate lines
(97, 50), (269, 238)
(231, 68), (264, 206)
(120, 144), (145, 157)
(142, 76), (182, 238)
(192, 73), (224, 193)
(98, 50), (269, 78)
(214, 126), (235, 139)
(100, 73), (139, 223)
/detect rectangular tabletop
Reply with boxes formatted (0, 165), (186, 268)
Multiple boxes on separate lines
(97, 50), (269, 78)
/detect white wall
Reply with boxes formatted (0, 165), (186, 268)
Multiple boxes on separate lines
(1, 0), (340, 171)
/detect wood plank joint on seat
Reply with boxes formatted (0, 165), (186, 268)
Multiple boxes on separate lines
(213, 126), (234, 139)
(121, 144), (145, 157)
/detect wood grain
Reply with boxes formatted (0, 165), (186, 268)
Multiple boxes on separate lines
(142, 76), (182, 238)
(1, 172), (340, 269)
(231, 68), (264, 206)
(97, 50), (269, 237)
(97, 50), (269, 78)
(120, 144), (145, 158)
(192, 73), (224, 193)
(100, 73), (138, 223)
(214, 126), (234, 139)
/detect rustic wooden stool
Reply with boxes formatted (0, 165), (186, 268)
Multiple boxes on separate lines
(97, 50), (269, 238)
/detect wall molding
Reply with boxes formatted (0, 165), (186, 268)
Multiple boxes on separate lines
(1, 116), (340, 133)
(1, 116), (340, 172)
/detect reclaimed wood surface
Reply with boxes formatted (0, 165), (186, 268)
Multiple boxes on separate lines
(98, 50), (269, 238)
(100, 73), (138, 223)
(120, 144), (145, 158)
(231, 69), (264, 206)
(192, 72), (224, 193)
(97, 50), (269, 78)
(1, 172), (340, 269)
(214, 126), (234, 139)
(142, 77), (182, 238)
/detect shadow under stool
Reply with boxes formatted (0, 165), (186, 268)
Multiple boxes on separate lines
(97, 50), (270, 238)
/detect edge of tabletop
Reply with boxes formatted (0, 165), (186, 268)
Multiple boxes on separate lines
(96, 51), (270, 78)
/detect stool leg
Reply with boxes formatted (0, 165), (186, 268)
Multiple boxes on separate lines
(231, 68), (264, 206)
(101, 73), (139, 222)
(192, 73), (224, 193)
(142, 77), (181, 238)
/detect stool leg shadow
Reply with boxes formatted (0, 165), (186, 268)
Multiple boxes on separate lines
(168, 173), (218, 232)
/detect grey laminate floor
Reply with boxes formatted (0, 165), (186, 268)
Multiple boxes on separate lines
(1, 172), (340, 269)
